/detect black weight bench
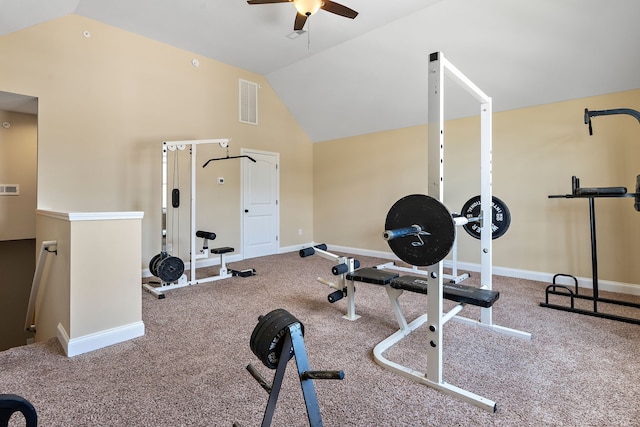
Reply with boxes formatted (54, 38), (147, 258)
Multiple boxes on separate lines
(210, 247), (256, 278)
(210, 246), (234, 255)
(346, 267), (499, 308)
(346, 267), (398, 285)
(391, 275), (500, 308)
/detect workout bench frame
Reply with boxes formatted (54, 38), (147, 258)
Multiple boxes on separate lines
(143, 245), (234, 298)
(344, 267), (501, 411)
(302, 244), (361, 321)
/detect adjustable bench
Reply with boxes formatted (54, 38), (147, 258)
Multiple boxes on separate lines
(391, 275), (500, 308)
(346, 267), (398, 286)
(346, 267), (499, 308)
(210, 246), (234, 277)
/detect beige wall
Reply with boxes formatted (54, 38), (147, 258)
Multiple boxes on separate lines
(34, 214), (71, 342)
(0, 14), (314, 266)
(35, 210), (143, 355)
(0, 110), (37, 240)
(70, 218), (142, 338)
(2, 14), (638, 287)
(314, 90), (640, 286)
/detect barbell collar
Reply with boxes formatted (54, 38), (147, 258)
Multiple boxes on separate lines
(382, 224), (426, 241)
(453, 216), (468, 226)
(452, 215), (481, 227)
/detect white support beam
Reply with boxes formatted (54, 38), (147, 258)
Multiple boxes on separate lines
(426, 50), (446, 387)
(439, 54), (491, 104)
(369, 51), (531, 413)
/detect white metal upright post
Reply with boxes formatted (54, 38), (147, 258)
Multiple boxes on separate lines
(190, 141), (197, 284)
(426, 52), (445, 386)
(479, 100), (493, 324)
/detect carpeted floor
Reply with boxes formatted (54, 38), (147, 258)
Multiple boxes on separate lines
(1, 250), (640, 426)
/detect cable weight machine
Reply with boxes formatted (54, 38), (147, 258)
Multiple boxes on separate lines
(144, 139), (256, 298)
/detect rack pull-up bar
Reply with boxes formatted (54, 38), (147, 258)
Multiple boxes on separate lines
(202, 154), (256, 168)
(584, 108), (640, 135)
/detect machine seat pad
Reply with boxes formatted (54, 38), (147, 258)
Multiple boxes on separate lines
(211, 246), (234, 254)
(390, 275), (500, 308)
(575, 186), (627, 196)
(346, 268), (399, 285)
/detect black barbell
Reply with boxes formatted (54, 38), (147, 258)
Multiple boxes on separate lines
(383, 194), (511, 266)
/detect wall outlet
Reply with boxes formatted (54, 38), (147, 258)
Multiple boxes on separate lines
(298, 228), (302, 236)
(217, 177), (224, 185)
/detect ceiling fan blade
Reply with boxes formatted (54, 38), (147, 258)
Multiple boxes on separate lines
(321, 1), (358, 19)
(247, 0), (291, 4)
(294, 13), (308, 30)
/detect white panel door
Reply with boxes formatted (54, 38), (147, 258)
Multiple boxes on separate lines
(242, 150), (279, 259)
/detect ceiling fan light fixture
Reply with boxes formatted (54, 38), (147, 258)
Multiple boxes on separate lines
(294, 0), (322, 16)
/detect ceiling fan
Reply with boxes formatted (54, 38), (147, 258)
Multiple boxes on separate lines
(247, 0), (358, 31)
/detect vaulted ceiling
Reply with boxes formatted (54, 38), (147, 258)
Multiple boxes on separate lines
(1, 0), (639, 142)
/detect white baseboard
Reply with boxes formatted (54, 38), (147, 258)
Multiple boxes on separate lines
(142, 243), (640, 296)
(57, 321), (145, 357)
(279, 242), (316, 255)
(324, 244), (640, 297)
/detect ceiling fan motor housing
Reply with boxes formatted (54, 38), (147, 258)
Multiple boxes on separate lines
(294, 0), (322, 16)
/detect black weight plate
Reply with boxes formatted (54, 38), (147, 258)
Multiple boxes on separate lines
(250, 309), (281, 358)
(151, 252), (169, 278)
(148, 253), (163, 277)
(253, 311), (292, 369)
(460, 195), (511, 240)
(251, 309), (304, 369)
(385, 194), (455, 267)
(156, 256), (185, 282)
(258, 311), (301, 369)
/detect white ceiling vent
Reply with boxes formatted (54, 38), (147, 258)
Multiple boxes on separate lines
(0, 184), (19, 195)
(239, 79), (258, 125)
